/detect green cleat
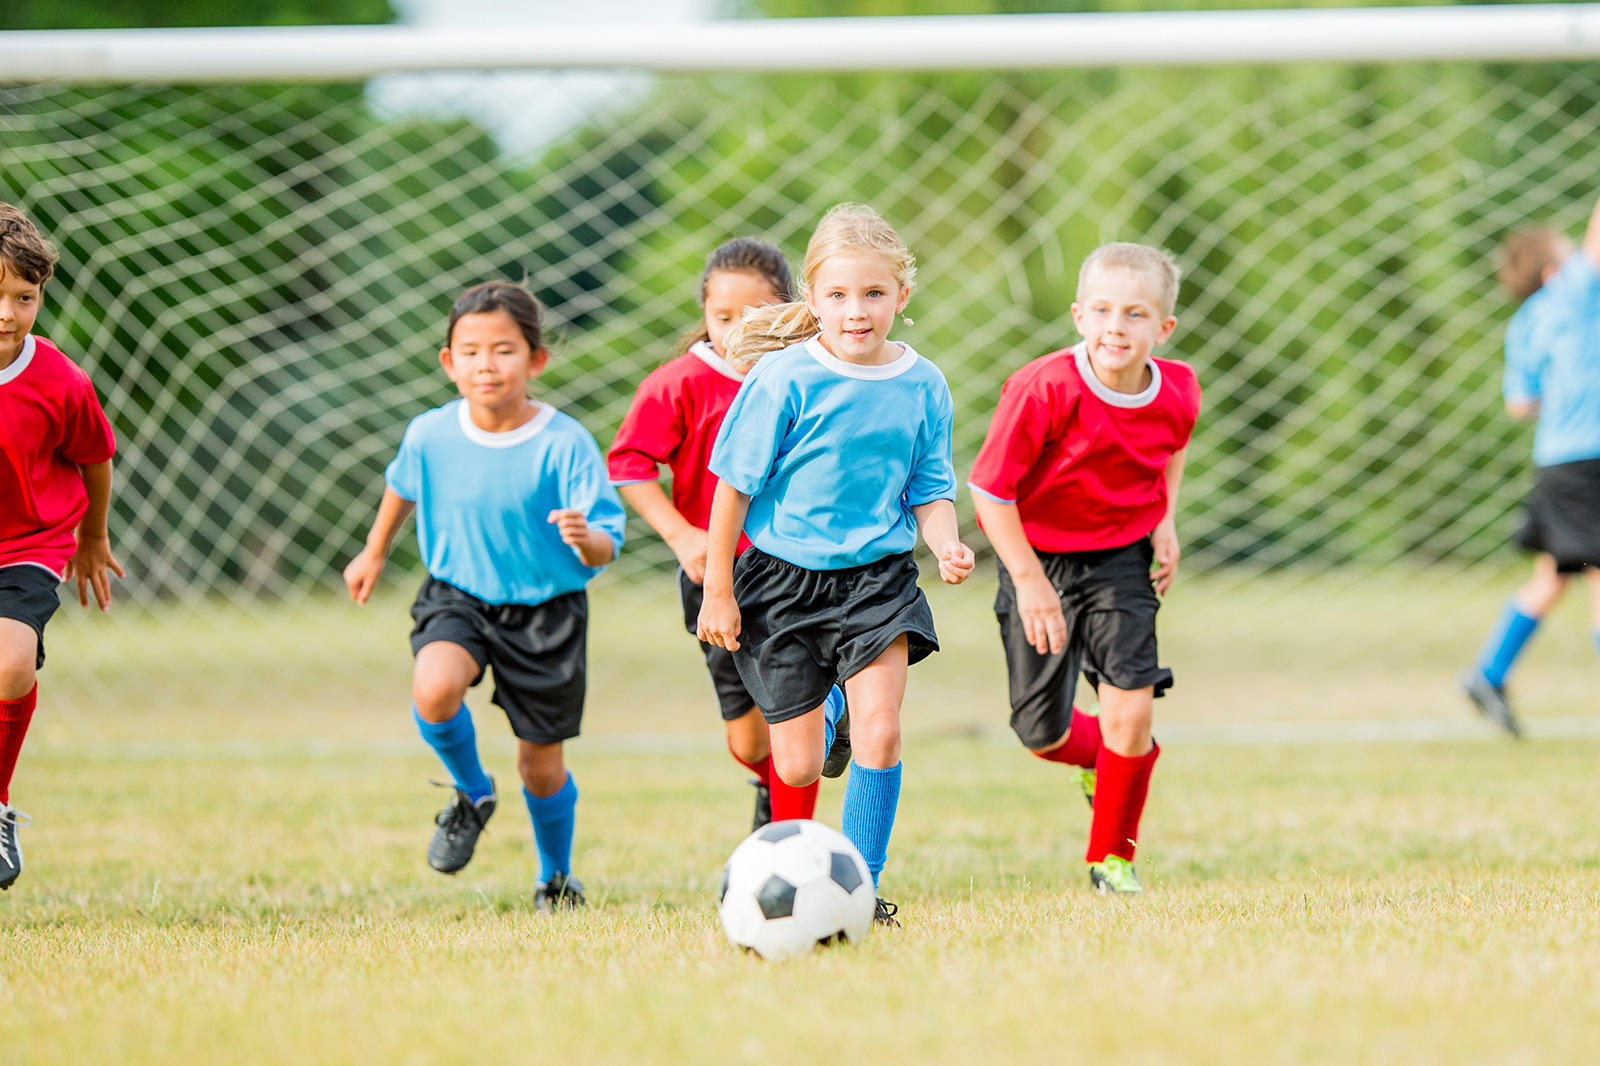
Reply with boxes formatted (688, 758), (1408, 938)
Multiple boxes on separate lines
(1088, 855), (1143, 895)
(1074, 767), (1096, 807)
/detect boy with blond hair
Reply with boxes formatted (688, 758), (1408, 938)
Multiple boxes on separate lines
(1459, 191), (1600, 736)
(970, 243), (1200, 895)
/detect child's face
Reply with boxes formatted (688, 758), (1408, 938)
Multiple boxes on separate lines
(805, 252), (909, 363)
(439, 309), (546, 413)
(0, 267), (43, 365)
(704, 270), (783, 358)
(1071, 268), (1177, 376)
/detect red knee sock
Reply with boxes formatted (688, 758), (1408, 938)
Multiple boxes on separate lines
(729, 741), (818, 822)
(1032, 706), (1102, 768)
(1086, 742), (1159, 863)
(728, 744), (772, 787)
(0, 684), (38, 805)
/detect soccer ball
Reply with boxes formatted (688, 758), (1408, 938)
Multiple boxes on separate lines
(717, 819), (876, 960)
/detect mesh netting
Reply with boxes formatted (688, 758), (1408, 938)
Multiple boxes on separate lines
(2, 63), (1597, 605)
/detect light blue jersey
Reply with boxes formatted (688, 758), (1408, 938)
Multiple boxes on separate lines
(709, 336), (957, 571)
(1503, 250), (1600, 467)
(386, 400), (626, 606)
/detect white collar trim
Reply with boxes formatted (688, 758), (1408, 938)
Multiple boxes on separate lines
(0, 335), (36, 387)
(803, 335), (919, 380)
(1073, 343), (1161, 408)
(689, 340), (744, 381)
(455, 399), (556, 448)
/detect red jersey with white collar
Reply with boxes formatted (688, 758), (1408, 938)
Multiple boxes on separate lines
(608, 341), (751, 551)
(969, 343), (1200, 553)
(0, 335), (117, 578)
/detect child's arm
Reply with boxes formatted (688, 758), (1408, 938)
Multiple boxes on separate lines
(344, 487), (415, 604)
(548, 508), (616, 567)
(617, 481), (709, 584)
(64, 460), (125, 611)
(1584, 190), (1600, 268)
(696, 479), (750, 651)
(972, 496), (1065, 655)
(911, 499), (975, 585)
(1150, 446), (1187, 597)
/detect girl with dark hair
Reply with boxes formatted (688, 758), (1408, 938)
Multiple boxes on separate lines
(609, 238), (840, 834)
(344, 280), (627, 911)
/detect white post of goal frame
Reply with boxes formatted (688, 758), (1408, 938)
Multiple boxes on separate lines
(2, 4), (1600, 83)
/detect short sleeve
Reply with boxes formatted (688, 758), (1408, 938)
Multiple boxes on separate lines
(1544, 249), (1600, 312)
(1502, 304), (1541, 404)
(708, 370), (791, 498)
(608, 366), (684, 484)
(905, 378), (958, 506)
(968, 368), (1063, 504)
(560, 429), (628, 556)
(385, 421), (423, 501)
(57, 369), (116, 466)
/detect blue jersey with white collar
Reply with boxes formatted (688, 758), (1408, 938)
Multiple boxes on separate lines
(1503, 250), (1600, 467)
(385, 399), (626, 606)
(709, 336), (957, 571)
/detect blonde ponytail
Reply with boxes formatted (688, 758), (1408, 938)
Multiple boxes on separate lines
(723, 203), (916, 372)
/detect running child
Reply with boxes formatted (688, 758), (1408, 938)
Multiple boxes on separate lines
(1459, 189), (1600, 736)
(698, 204), (976, 927)
(344, 281), (625, 910)
(0, 203), (123, 891)
(969, 243), (1200, 896)
(608, 237), (843, 833)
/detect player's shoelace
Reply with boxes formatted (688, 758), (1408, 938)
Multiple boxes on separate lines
(430, 781), (489, 837)
(873, 897), (900, 928)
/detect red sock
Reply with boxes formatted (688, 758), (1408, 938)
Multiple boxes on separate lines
(0, 684), (38, 805)
(1086, 742), (1159, 863)
(728, 745), (772, 787)
(769, 774), (819, 822)
(1032, 706), (1102, 768)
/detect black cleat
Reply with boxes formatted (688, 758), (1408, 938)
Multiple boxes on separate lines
(1459, 669), (1523, 738)
(0, 803), (29, 891)
(822, 704), (852, 779)
(534, 871), (587, 912)
(873, 896), (900, 928)
(427, 779), (496, 874)
(750, 778), (772, 831)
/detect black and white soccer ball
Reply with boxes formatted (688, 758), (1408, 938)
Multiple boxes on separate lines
(717, 819), (876, 960)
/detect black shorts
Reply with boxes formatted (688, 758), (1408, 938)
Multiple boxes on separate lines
(0, 565), (59, 671)
(678, 568), (757, 721)
(996, 538), (1172, 750)
(731, 547), (939, 724)
(409, 576), (587, 745)
(1516, 458), (1600, 574)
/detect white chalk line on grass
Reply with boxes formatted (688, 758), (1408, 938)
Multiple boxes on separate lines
(30, 716), (1600, 761)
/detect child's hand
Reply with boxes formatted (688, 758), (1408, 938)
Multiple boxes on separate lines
(936, 540), (976, 585)
(697, 588), (742, 651)
(64, 534), (125, 611)
(667, 525), (711, 585)
(343, 547), (386, 605)
(1015, 571), (1067, 656)
(548, 508), (590, 550)
(1151, 519), (1180, 596)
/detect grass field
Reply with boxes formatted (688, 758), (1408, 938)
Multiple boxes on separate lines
(7, 567), (1600, 1064)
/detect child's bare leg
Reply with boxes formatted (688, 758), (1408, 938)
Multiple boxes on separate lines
(518, 738), (579, 886)
(1087, 683), (1158, 873)
(0, 620), (37, 702)
(724, 707), (770, 766)
(516, 739), (567, 798)
(768, 707), (826, 787)
(412, 641), (478, 723)
(840, 636), (909, 893)
(1097, 683), (1154, 757)
(1514, 553), (1570, 617)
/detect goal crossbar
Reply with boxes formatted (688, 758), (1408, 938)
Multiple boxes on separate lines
(3, 4), (1600, 84)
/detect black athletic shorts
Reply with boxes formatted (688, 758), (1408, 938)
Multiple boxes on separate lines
(409, 576), (587, 745)
(1516, 457), (1600, 574)
(0, 565), (59, 671)
(731, 547), (939, 724)
(996, 538), (1172, 750)
(678, 568), (757, 721)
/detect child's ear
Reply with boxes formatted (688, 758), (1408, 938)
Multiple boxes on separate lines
(529, 347), (550, 375)
(1157, 315), (1178, 344)
(895, 285), (912, 314)
(439, 346), (454, 373)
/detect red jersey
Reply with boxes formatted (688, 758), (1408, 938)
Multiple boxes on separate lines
(969, 343), (1200, 553)
(0, 336), (117, 578)
(608, 341), (751, 551)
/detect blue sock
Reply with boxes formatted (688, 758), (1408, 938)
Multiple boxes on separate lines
(823, 685), (846, 756)
(1475, 599), (1540, 688)
(841, 761), (901, 890)
(414, 705), (493, 803)
(524, 774), (578, 881)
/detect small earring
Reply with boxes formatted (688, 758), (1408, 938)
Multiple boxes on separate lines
(902, 314), (915, 327)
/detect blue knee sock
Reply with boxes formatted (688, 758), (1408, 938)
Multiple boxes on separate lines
(823, 685), (846, 756)
(414, 705), (493, 802)
(524, 773), (578, 881)
(1475, 600), (1540, 688)
(841, 761), (901, 890)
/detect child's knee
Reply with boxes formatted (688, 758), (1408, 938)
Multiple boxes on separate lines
(849, 714), (902, 769)
(773, 750), (822, 789)
(0, 624), (38, 701)
(725, 708), (770, 765)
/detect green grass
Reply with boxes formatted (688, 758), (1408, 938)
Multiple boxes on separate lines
(8, 568), (1600, 1063)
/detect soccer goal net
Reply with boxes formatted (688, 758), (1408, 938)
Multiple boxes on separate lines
(3, 9), (1598, 722)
